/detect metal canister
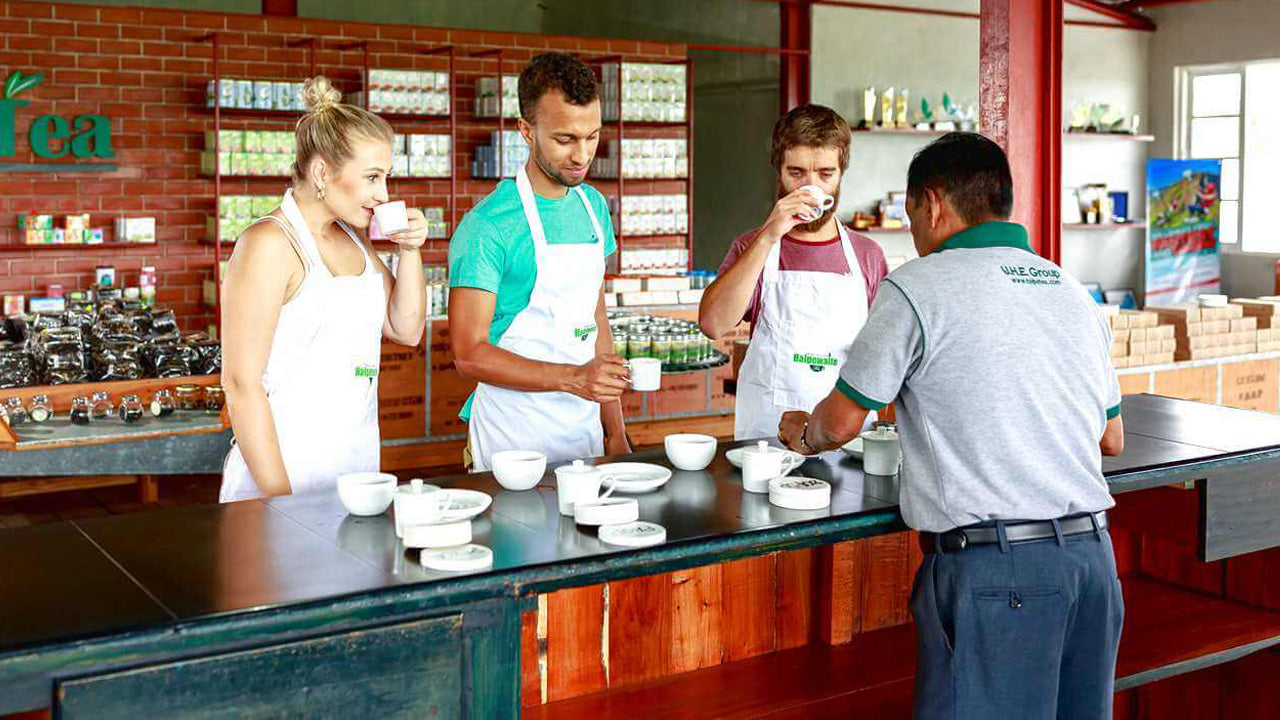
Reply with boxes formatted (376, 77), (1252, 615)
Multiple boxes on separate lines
(627, 333), (651, 360)
(670, 332), (689, 365)
(613, 332), (628, 358)
(651, 332), (672, 364)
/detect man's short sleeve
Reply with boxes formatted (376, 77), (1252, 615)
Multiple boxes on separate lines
(1100, 318), (1123, 419)
(718, 231), (763, 325)
(836, 280), (924, 411)
(591, 190), (617, 258)
(448, 213), (505, 293)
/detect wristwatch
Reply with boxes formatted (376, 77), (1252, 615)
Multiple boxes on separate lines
(798, 421), (816, 454)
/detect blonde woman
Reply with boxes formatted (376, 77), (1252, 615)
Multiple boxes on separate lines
(220, 76), (427, 501)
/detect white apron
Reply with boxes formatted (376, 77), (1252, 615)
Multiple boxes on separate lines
(220, 189), (387, 502)
(468, 167), (607, 472)
(735, 223), (874, 440)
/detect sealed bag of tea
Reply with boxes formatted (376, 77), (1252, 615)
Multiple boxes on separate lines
(92, 336), (144, 381)
(0, 343), (37, 389)
(144, 336), (191, 378)
(150, 309), (179, 338)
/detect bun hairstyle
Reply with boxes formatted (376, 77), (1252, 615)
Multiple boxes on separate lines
(292, 76), (394, 185)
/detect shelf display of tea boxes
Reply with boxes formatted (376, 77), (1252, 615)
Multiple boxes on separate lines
(617, 194), (688, 236)
(206, 79), (304, 112)
(18, 213), (107, 245)
(1107, 310), (1175, 368)
(350, 70), (451, 116)
(201, 130), (295, 177)
(600, 63), (687, 123)
(391, 133), (451, 178)
(475, 75), (519, 119)
(592, 139), (688, 180)
(209, 195), (283, 244)
(114, 217), (157, 244)
(472, 131), (529, 179)
(420, 207), (448, 240)
(619, 247), (690, 277)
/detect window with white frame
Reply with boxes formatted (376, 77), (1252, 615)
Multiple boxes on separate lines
(1180, 61), (1280, 254)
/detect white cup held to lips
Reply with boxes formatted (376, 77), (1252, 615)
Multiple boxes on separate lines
(372, 200), (409, 237)
(628, 357), (662, 392)
(797, 184), (836, 222)
(741, 440), (802, 493)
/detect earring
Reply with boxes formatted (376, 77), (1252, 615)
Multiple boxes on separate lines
(316, 183), (326, 201)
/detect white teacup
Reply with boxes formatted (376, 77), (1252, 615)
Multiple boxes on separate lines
(741, 440), (802, 493)
(372, 200), (409, 236)
(628, 357), (662, 392)
(393, 478), (444, 537)
(554, 459), (605, 516)
(860, 425), (902, 476)
(664, 433), (716, 471)
(797, 184), (835, 222)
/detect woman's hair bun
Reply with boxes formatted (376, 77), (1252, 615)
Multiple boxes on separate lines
(301, 76), (342, 114)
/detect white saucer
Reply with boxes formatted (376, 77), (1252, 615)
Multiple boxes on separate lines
(574, 497), (640, 526)
(594, 463), (672, 494)
(420, 544), (493, 572)
(841, 437), (864, 458)
(599, 521), (667, 548)
(403, 519), (472, 549)
(437, 489), (492, 521)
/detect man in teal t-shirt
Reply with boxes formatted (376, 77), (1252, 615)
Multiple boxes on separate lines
(448, 53), (631, 472)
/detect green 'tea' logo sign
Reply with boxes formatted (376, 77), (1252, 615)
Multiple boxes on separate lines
(0, 70), (115, 161)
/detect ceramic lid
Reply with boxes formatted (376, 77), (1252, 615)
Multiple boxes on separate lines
(744, 440), (785, 456)
(599, 521), (667, 548)
(397, 478), (442, 496)
(420, 544), (493, 572)
(860, 425), (899, 443)
(555, 459), (600, 477)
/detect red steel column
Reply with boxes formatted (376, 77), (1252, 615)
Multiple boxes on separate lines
(980, 0), (1063, 262)
(780, 0), (812, 112)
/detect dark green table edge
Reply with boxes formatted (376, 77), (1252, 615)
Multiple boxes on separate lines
(4, 397), (1280, 714)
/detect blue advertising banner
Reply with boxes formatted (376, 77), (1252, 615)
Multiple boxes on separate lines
(1145, 159), (1222, 305)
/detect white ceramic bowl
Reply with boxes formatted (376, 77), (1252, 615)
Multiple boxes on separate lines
(491, 450), (547, 491)
(336, 472), (397, 516)
(664, 433), (717, 471)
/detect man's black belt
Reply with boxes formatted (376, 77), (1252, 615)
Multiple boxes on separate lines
(920, 512), (1108, 555)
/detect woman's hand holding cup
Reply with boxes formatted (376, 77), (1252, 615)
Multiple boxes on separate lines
(373, 201), (427, 251)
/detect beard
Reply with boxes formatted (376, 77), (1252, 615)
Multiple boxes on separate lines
(532, 139), (588, 188)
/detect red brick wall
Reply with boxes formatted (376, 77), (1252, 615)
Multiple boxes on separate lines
(0, 1), (687, 331)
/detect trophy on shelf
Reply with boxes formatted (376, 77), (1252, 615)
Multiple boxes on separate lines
(896, 88), (910, 129)
(860, 86), (877, 129)
(935, 93), (958, 131)
(914, 97), (935, 131)
(880, 87), (896, 129)
(958, 103), (978, 132)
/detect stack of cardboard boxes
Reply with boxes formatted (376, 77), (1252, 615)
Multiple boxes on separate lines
(1147, 304), (1258, 361)
(1231, 298), (1280, 352)
(1108, 310), (1176, 368)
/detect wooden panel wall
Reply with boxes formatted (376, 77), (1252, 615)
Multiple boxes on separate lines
(520, 531), (921, 708)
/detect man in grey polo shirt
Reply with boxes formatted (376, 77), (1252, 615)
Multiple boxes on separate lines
(778, 132), (1126, 720)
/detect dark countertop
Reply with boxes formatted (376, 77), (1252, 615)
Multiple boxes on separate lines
(3, 394), (1280, 663)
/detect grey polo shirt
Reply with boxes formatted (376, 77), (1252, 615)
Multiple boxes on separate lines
(837, 221), (1120, 532)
